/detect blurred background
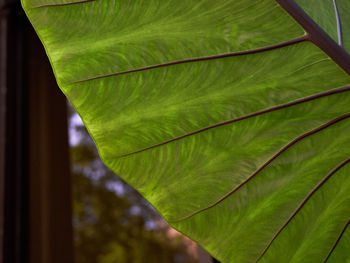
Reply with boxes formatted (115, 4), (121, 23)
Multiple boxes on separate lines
(68, 105), (205, 263)
(0, 0), (218, 262)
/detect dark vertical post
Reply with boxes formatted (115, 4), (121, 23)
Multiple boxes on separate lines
(26, 22), (74, 263)
(0, 2), (73, 262)
(0, 2), (7, 261)
(0, 1), (29, 262)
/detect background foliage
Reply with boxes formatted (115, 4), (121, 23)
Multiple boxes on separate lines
(69, 107), (197, 263)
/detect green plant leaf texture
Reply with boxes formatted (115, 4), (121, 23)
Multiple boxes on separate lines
(294, 0), (338, 44)
(295, 0), (350, 51)
(335, 0), (350, 52)
(22, 0), (350, 262)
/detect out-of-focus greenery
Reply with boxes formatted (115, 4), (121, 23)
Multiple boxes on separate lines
(69, 108), (197, 263)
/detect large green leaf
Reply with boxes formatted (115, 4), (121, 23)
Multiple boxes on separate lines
(22, 0), (350, 262)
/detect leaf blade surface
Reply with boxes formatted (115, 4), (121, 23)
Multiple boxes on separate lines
(21, 0), (350, 261)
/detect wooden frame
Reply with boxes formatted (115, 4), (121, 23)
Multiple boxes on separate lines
(0, 2), (73, 262)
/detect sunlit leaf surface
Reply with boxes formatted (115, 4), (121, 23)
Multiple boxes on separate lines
(22, 0), (350, 261)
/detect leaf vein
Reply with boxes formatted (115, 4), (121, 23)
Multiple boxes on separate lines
(170, 112), (350, 223)
(114, 86), (350, 159)
(256, 158), (350, 262)
(32, 0), (94, 8)
(324, 219), (350, 262)
(73, 36), (309, 83)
